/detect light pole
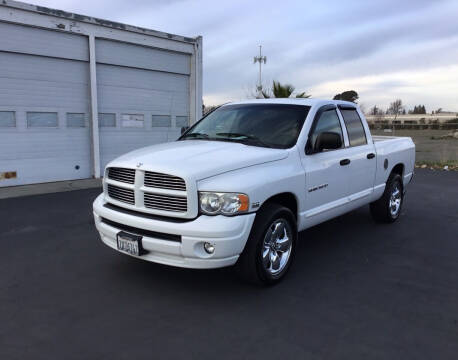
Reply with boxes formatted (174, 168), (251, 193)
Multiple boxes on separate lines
(253, 45), (266, 98)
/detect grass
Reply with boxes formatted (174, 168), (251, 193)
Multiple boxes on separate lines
(371, 129), (458, 164)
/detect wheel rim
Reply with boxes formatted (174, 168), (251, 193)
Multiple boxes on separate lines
(261, 218), (292, 276)
(389, 184), (402, 217)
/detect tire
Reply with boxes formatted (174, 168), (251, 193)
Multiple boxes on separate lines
(370, 173), (403, 223)
(235, 203), (297, 285)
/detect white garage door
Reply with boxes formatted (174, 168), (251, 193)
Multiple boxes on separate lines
(95, 39), (190, 172)
(0, 22), (91, 187)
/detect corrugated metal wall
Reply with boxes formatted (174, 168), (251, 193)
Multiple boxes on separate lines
(0, 21), (191, 186)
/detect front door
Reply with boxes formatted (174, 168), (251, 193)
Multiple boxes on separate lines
(300, 105), (352, 222)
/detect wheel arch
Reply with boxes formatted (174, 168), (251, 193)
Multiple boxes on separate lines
(260, 192), (298, 222)
(389, 163), (405, 188)
(391, 163), (404, 177)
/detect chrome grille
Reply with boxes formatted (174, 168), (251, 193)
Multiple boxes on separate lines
(108, 167), (135, 184)
(144, 171), (186, 191)
(107, 184), (135, 205)
(144, 193), (187, 212)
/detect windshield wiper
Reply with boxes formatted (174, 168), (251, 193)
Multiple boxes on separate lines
(181, 132), (209, 140)
(215, 133), (273, 148)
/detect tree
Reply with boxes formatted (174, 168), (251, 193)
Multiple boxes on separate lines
(262, 80), (311, 99)
(202, 103), (220, 116)
(333, 90), (359, 103)
(369, 105), (382, 115)
(388, 99), (404, 120)
(409, 105), (427, 114)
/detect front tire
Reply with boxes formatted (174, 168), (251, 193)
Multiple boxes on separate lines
(236, 203), (297, 285)
(370, 173), (403, 223)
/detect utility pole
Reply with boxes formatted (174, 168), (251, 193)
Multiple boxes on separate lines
(253, 45), (266, 98)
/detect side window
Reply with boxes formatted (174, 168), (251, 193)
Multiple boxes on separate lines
(309, 110), (343, 152)
(340, 109), (367, 146)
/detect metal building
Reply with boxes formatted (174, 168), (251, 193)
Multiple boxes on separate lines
(0, 0), (202, 187)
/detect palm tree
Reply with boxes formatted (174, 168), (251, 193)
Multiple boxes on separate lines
(262, 80), (311, 99)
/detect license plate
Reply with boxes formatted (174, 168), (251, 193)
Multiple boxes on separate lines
(117, 231), (142, 256)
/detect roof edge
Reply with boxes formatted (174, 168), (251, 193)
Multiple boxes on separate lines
(1, 0), (200, 44)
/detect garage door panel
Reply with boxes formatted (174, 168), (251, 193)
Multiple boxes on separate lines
(0, 157), (91, 186)
(0, 130), (91, 186)
(0, 53), (89, 109)
(98, 86), (188, 114)
(0, 22), (88, 61)
(95, 39), (190, 75)
(0, 79), (89, 108)
(0, 52), (89, 83)
(96, 64), (188, 92)
(0, 50), (91, 187)
(97, 64), (189, 114)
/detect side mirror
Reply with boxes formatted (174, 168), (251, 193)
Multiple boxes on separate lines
(181, 126), (189, 135)
(313, 132), (342, 153)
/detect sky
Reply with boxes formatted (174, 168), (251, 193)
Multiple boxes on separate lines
(30, 0), (458, 112)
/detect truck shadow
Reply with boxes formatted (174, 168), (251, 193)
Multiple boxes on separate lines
(109, 204), (385, 294)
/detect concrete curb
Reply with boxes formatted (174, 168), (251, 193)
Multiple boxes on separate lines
(0, 178), (102, 199)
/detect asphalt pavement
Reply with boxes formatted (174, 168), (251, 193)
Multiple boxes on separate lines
(1, 169), (457, 359)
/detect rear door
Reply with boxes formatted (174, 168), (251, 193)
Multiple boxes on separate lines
(337, 105), (376, 202)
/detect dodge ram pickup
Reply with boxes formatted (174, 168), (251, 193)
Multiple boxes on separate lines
(93, 99), (415, 284)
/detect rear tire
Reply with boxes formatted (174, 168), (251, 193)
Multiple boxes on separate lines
(235, 203), (297, 285)
(370, 173), (403, 223)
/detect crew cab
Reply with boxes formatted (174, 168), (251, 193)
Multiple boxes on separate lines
(93, 99), (415, 284)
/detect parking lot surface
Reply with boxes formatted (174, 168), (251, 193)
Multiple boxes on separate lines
(1, 169), (457, 360)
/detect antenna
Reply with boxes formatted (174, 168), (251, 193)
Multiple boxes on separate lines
(253, 45), (266, 97)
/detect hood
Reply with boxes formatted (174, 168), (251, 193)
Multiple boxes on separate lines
(109, 140), (289, 180)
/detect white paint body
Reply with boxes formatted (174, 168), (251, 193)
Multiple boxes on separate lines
(93, 99), (415, 268)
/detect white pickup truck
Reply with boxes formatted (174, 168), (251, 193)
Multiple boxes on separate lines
(93, 99), (415, 284)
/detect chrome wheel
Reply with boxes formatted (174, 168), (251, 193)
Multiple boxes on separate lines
(261, 218), (292, 276)
(389, 184), (402, 217)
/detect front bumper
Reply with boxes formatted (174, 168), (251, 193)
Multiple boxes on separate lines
(93, 194), (256, 269)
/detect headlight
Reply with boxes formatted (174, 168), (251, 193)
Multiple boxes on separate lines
(199, 192), (249, 216)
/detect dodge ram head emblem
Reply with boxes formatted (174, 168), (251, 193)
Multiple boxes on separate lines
(136, 162), (143, 168)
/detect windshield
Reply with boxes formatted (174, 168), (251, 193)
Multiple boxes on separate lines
(180, 103), (310, 149)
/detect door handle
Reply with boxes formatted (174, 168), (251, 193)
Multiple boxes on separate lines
(340, 159), (351, 166)
(367, 153), (375, 159)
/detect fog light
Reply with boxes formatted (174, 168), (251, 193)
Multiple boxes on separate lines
(204, 242), (215, 254)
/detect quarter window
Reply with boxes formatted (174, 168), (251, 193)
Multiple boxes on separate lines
(340, 109), (367, 146)
(310, 110), (343, 151)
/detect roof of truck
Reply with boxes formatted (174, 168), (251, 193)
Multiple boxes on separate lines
(226, 98), (358, 108)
